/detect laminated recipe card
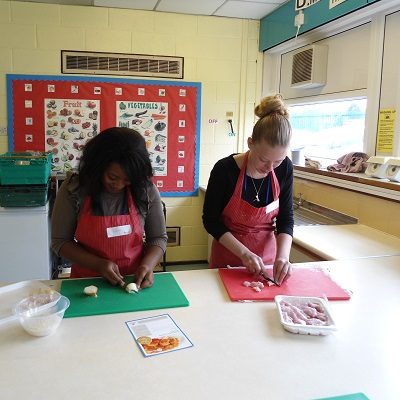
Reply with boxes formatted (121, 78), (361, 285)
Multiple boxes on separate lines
(126, 314), (193, 357)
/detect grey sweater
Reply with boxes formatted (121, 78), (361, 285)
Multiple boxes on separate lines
(51, 174), (167, 256)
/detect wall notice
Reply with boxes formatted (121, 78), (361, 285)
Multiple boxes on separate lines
(7, 74), (201, 196)
(295, 0), (321, 11)
(376, 108), (396, 153)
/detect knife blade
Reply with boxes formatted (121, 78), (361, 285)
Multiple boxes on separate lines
(259, 270), (279, 286)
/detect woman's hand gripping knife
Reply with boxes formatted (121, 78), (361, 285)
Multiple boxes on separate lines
(59, 241), (124, 285)
(110, 249), (162, 291)
(218, 231), (292, 285)
(97, 259), (124, 285)
(219, 232), (268, 277)
(236, 239), (292, 286)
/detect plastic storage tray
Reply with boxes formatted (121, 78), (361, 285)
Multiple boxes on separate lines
(0, 179), (50, 207)
(0, 152), (52, 185)
(275, 295), (336, 336)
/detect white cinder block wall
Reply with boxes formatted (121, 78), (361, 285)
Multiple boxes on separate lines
(0, 0), (263, 263)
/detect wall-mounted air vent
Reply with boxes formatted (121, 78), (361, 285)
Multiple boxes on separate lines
(62, 50), (184, 79)
(291, 45), (328, 89)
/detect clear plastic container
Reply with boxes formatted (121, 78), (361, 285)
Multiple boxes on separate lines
(14, 294), (69, 337)
(275, 295), (336, 336)
(0, 281), (54, 326)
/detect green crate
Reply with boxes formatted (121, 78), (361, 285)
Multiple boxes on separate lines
(0, 180), (50, 207)
(0, 152), (52, 185)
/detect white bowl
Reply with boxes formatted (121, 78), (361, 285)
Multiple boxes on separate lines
(14, 294), (69, 337)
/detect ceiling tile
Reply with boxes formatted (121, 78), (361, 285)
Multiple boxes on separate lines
(94, 0), (158, 10)
(214, 1), (279, 19)
(239, 0), (285, 3)
(156, 0), (225, 15)
(14, 0), (91, 4)
(11, 0), (285, 19)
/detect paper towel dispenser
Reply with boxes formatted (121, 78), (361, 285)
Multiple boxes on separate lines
(385, 158), (400, 182)
(365, 156), (389, 179)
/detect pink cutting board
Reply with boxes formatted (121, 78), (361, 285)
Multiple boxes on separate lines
(219, 268), (351, 301)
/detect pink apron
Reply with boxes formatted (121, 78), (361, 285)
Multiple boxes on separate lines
(71, 190), (144, 278)
(210, 152), (280, 268)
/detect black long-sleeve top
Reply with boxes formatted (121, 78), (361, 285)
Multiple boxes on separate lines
(202, 154), (294, 240)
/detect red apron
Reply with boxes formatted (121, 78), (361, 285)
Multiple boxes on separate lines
(70, 190), (144, 278)
(210, 152), (280, 268)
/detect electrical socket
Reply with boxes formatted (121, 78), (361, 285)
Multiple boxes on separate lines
(294, 10), (304, 28)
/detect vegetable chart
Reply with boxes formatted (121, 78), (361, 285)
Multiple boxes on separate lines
(7, 74), (201, 196)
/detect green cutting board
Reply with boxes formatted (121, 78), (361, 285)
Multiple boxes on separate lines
(61, 273), (189, 318)
(315, 393), (369, 400)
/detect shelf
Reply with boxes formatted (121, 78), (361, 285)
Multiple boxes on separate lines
(294, 165), (400, 202)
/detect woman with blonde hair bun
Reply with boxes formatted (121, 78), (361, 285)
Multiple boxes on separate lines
(203, 94), (294, 284)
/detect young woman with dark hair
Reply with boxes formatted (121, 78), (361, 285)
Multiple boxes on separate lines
(51, 127), (167, 289)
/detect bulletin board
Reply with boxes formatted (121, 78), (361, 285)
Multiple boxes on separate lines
(6, 74), (201, 196)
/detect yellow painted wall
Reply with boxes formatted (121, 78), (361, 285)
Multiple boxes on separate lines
(0, 0), (263, 263)
(294, 178), (400, 237)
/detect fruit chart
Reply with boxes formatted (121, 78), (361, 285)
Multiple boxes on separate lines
(6, 74), (201, 196)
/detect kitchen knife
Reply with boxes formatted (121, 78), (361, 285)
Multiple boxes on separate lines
(120, 281), (139, 293)
(226, 264), (280, 286)
(259, 270), (279, 286)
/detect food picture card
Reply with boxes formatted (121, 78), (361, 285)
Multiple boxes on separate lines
(126, 314), (193, 357)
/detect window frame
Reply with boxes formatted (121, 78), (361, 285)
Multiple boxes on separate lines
(286, 93), (368, 165)
(259, 3), (400, 200)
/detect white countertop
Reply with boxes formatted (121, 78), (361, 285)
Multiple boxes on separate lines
(1, 257), (400, 400)
(294, 224), (400, 260)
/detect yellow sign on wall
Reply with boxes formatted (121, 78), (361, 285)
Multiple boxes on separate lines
(377, 108), (396, 153)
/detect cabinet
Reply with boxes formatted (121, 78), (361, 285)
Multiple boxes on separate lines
(0, 203), (51, 281)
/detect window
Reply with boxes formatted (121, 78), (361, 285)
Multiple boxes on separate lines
(288, 98), (367, 167)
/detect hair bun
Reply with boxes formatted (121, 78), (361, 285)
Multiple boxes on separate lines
(254, 94), (289, 119)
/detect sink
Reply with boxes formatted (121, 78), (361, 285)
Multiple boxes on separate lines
(293, 199), (358, 226)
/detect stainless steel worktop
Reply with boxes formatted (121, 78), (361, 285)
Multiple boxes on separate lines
(293, 198), (358, 226)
